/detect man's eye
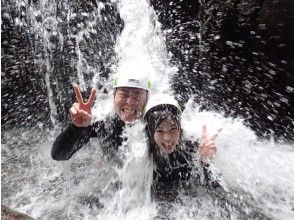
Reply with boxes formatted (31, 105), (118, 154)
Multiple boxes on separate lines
(132, 96), (140, 101)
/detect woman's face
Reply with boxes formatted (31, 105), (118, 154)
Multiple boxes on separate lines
(153, 116), (180, 154)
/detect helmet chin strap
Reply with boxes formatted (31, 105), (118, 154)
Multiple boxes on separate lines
(122, 110), (144, 124)
(124, 118), (142, 125)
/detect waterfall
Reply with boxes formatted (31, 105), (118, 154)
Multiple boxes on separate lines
(1, 0), (294, 219)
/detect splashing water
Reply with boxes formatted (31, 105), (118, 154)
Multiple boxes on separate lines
(182, 99), (294, 219)
(2, 0), (294, 219)
(114, 0), (177, 94)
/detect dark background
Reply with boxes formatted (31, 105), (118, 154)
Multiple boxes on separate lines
(2, 0), (294, 141)
(1, 0), (123, 128)
(150, 0), (294, 141)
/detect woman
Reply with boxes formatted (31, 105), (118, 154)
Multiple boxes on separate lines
(143, 94), (221, 195)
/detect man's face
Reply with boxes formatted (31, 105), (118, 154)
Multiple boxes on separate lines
(114, 87), (148, 123)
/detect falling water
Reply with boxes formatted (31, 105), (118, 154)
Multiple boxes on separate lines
(1, 0), (294, 219)
(115, 0), (177, 94)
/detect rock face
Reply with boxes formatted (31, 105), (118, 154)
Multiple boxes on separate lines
(1, 204), (34, 220)
(150, 0), (294, 141)
(2, 0), (293, 140)
(1, 0), (123, 129)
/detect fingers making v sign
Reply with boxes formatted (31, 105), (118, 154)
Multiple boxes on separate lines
(69, 83), (96, 127)
(198, 125), (222, 163)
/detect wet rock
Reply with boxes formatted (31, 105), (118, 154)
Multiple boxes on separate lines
(150, 0), (294, 141)
(1, 0), (123, 129)
(1, 204), (33, 220)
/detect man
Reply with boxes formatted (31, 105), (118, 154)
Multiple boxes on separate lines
(51, 74), (151, 161)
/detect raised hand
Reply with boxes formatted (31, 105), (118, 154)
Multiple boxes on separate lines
(69, 83), (96, 127)
(197, 125), (222, 163)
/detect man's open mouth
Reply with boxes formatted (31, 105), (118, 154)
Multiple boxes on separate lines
(121, 108), (136, 115)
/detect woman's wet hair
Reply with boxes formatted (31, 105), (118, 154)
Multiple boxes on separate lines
(144, 104), (181, 151)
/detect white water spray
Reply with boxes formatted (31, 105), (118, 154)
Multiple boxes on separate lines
(2, 0), (294, 219)
(115, 0), (177, 94)
(182, 99), (294, 219)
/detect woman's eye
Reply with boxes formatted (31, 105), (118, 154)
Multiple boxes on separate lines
(155, 130), (163, 133)
(171, 127), (178, 131)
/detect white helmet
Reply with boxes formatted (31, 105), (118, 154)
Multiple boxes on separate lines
(112, 73), (151, 91)
(144, 94), (181, 117)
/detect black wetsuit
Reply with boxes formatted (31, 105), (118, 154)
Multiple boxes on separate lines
(51, 115), (125, 161)
(151, 140), (221, 200)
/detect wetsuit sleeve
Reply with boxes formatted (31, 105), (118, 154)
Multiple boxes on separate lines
(202, 162), (222, 189)
(51, 122), (102, 161)
(184, 140), (222, 189)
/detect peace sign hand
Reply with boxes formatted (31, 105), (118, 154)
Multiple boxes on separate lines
(69, 83), (96, 127)
(197, 125), (222, 163)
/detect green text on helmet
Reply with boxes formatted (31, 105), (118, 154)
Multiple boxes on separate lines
(112, 74), (151, 91)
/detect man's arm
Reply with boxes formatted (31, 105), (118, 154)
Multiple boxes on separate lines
(51, 83), (97, 160)
(51, 122), (101, 161)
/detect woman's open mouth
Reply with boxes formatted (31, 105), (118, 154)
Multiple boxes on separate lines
(162, 142), (174, 150)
